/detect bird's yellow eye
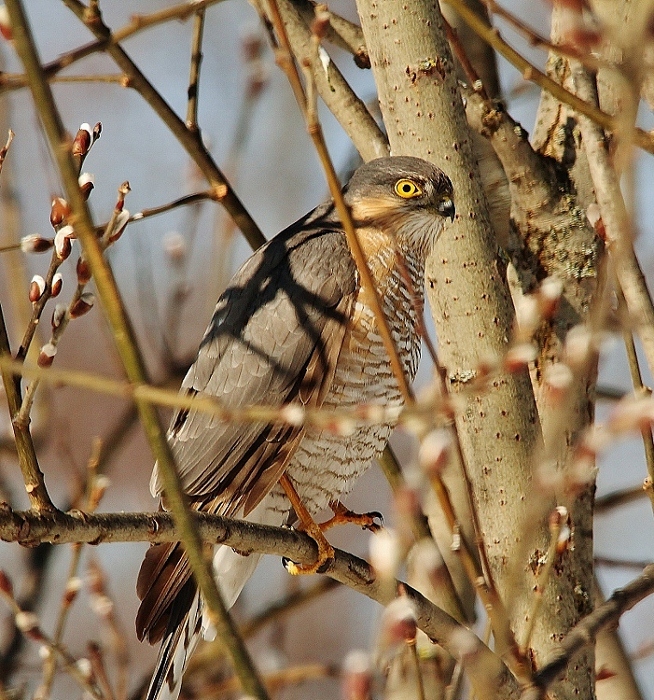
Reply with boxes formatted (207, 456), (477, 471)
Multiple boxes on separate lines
(394, 179), (423, 199)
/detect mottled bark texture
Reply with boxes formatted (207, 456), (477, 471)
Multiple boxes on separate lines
(356, 1), (596, 698)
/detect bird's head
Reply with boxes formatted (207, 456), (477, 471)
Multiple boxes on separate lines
(343, 156), (455, 257)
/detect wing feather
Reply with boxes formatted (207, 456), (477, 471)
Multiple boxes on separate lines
(151, 217), (357, 506)
(138, 210), (358, 644)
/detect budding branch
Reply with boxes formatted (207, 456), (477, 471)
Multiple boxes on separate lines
(0, 504), (519, 697)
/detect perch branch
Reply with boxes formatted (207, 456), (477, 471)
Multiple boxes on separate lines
(0, 505), (520, 699)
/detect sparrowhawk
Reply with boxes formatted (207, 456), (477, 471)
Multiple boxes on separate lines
(136, 156), (455, 700)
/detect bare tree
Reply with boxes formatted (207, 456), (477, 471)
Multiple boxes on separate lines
(0, 1), (653, 699)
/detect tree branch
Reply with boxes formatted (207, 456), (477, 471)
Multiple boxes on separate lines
(521, 564), (654, 700)
(272, 0), (389, 161)
(61, 0), (266, 251)
(0, 505), (520, 699)
(444, 0), (654, 155)
(6, 2), (268, 697)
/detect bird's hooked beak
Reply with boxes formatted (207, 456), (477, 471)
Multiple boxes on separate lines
(438, 197), (455, 222)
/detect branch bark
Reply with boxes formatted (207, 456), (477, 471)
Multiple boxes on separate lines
(356, 0), (544, 652)
(6, 2), (268, 697)
(0, 505), (520, 699)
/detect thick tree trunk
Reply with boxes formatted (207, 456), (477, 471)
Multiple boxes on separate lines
(356, 2), (596, 697)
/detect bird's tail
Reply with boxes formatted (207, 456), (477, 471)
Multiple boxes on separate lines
(143, 548), (263, 700)
(143, 582), (202, 700)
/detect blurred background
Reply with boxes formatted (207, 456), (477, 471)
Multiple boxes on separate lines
(0, 1), (653, 699)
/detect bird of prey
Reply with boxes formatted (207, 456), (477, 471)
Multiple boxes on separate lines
(136, 156), (455, 700)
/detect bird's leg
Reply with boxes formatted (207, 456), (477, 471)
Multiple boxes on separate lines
(321, 501), (383, 533)
(279, 474), (335, 575)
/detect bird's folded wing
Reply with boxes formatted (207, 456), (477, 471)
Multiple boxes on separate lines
(138, 223), (358, 644)
(153, 223), (358, 514)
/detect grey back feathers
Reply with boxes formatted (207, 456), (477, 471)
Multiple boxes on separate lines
(136, 156), (454, 700)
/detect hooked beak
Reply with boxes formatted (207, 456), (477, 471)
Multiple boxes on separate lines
(438, 197), (455, 222)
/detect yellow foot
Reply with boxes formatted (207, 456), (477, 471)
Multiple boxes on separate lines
(321, 501), (383, 533)
(283, 520), (335, 575)
(280, 474), (335, 575)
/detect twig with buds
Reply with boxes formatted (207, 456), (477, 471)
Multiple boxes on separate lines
(40, 442), (111, 699)
(16, 123), (100, 363)
(0, 572), (105, 700)
(521, 563), (654, 700)
(17, 165), (124, 428)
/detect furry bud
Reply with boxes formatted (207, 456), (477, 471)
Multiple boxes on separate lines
(70, 292), (95, 318)
(51, 304), (66, 330)
(20, 235), (52, 254)
(37, 343), (57, 367)
(50, 197), (69, 227)
(29, 275), (46, 303)
(50, 273), (63, 298)
(78, 172), (94, 200)
(76, 257), (91, 285)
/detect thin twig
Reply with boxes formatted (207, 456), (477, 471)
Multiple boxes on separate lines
(46, 73), (125, 84)
(443, 0), (654, 155)
(521, 564), (654, 700)
(128, 189), (217, 223)
(617, 287), (654, 514)
(444, 18), (489, 101)
(6, 3), (269, 698)
(409, 641), (426, 700)
(519, 510), (562, 654)
(482, 0), (603, 73)
(87, 642), (116, 700)
(595, 485), (646, 512)
(185, 7), (205, 131)
(595, 556), (654, 570)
